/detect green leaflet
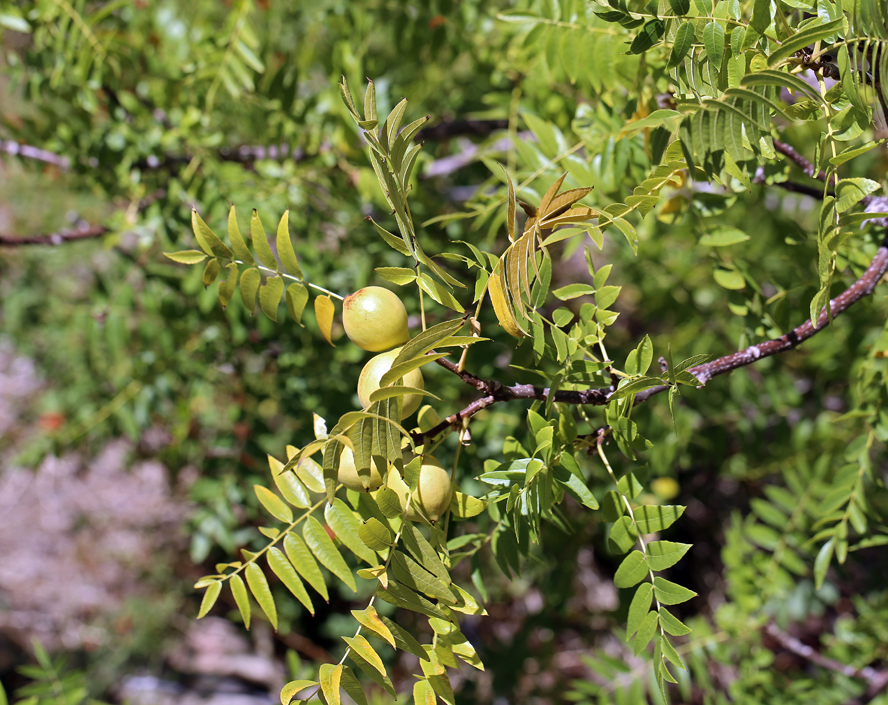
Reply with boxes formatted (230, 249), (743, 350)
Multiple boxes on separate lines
(267, 547), (314, 615)
(164, 250), (207, 265)
(633, 610), (659, 656)
(229, 573), (251, 628)
(377, 580), (451, 619)
(275, 210), (303, 279)
(239, 267), (261, 312)
(197, 581), (221, 619)
(413, 679), (436, 705)
(401, 522), (451, 583)
(348, 650), (396, 698)
(659, 608), (692, 636)
(250, 209), (279, 271)
(646, 541), (692, 570)
(280, 680), (318, 705)
(378, 613), (430, 660)
(614, 550), (648, 588)
(626, 583), (653, 639)
(339, 666), (368, 705)
(325, 499), (377, 564)
(702, 21), (725, 67)
(319, 663), (342, 705)
(391, 550), (456, 604)
(609, 516), (638, 553)
(192, 209), (233, 259)
(342, 635), (386, 677)
(633, 505), (686, 533)
(358, 518), (394, 552)
(227, 205), (253, 264)
(303, 515), (357, 592)
(351, 605), (395, 647)
(286, 283), (309, 325)
(254, 485), (293, 523)
(246, 563), (277, 630)
(268, 455), (311, 509)
(653, 576), (698, 605)
(259, 275), (284, 322)
(284, 532), (329, 601)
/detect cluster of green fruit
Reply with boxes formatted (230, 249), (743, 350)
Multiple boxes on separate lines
(339, 286), (452, 522)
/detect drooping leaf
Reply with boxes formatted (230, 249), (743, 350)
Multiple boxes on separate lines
(276, 210), (304, 279)
(240, 267), (261, 313)
(246, 563), (278, 630)
(304, 516), (357, 592)
(197, 581), (221, 619)
(319, 663), (343, 705)
(283, 533), (329, 601)
(267, 547), (314, 615)
(314, 295), (336, 346)
(626, 583), (654, 639)
(325, 499), (377, 564)
(351, 605), (396, 647)
(229, 574), (251, 629)
(164, 250), (208, 265)
(653, 576), (697, 605)
(343, 635), (386, 677)
(250, 209), (279, 271)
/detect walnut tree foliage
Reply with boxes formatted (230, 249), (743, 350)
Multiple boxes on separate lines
(4, 0), (888, 703)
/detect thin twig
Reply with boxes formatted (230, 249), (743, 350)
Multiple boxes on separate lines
(0, 140), (71, 169)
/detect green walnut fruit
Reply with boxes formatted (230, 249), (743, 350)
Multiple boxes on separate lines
(342, 286), (409, 352)
(357, 347), (424, 419)
(388, 456), (453, 523)
(337, 446), (384, 492)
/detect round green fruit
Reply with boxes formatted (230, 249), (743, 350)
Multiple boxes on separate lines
(342, 286), (409, 352)
(389, 457), (453, 523)
(337, 446), (384, 492)
(357, 348), (424, 419)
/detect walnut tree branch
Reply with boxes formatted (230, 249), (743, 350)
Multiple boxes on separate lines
(0, 224), (109, 246)
(422, 230), (888, 445)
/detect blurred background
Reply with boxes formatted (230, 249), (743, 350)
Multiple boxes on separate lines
(2, 1), (888, 704)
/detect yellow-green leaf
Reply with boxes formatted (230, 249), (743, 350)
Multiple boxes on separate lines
(378, 614), (430, 660)
(229, 574), (251, 628)
(339, 667), (368, 705)
(413, 679), (436, 705)
(314, 295), (336, 346)
(358, 518), (394, 552)
(634, 505), (685, 534)
(304, 516), (356, 592)
(351, 605), (395, 647)
(268, 455), (311, 508)
(488, 262), (524, 338)
(325, 499), (377, 564)
(250, 209), (278, 270)
(245, 563), (277, 630)
(197, 581), (221, 618)
(240, 267), (261, 313)
(284, 533), (329, 601)
(267, 547), (314, 615)
(614, 550), (648, 588)
(286, 283), (309, 325)
(347, 651), (396, 698)
(280, 680), (318, 705)
(402, 522), (450, 584)
(254, 485), (293, 523)
(451, 640), (484, 671)
(319, 663), (342, 705)
(450, 492), (487, 518)
(164, 250), (207, 265)
(276, 210), (304, 278)
(203, 258), (221, 287)
(228, 205), (254, 264)
(391, 551), (456, 604)
(192, 209), (233, 259)
(218, 263), (239, 308)
(343, 635), (386, 676)
(260, 275), (284, 322)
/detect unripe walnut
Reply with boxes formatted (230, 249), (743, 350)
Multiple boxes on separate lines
(342, 286), (409, 352)
(388, 456), (453, 523)
(337, 446), (384, 492)
(357, 347), (424, 419)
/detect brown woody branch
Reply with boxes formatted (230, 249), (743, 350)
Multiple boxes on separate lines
(0, 139), (71, 170)
(0, 224), (109, 246)
(423, 231), (888, 444)
(416, 118), (509, 142)
(764, 622), (888, 705)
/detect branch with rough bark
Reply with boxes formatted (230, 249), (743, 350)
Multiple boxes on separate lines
(421, 229), (888, 445)
(0, 224), (109, 247)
